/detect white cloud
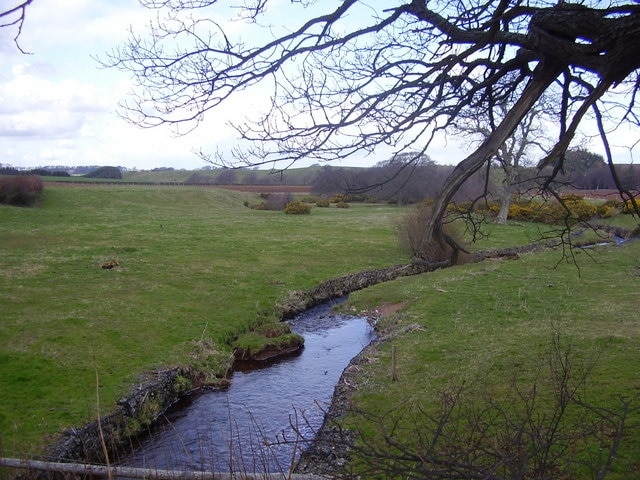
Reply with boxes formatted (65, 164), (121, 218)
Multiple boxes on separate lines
(0, 1), (274, 169)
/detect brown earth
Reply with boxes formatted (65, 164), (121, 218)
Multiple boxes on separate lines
(43, 180), (312, 194)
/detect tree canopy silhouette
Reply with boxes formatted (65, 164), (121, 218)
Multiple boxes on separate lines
(107, 0), (640, 262)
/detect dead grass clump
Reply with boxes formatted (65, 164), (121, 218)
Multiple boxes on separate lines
(397, 202), (468, 265)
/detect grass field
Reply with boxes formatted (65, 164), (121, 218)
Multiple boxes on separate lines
(344, 237), (640, 477)
(1, 184), (638, 477)
(0, 185), (405, 454)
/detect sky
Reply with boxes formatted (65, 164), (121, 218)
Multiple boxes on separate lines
(0, 1), (636, 171)
(0, 1), (251, 170)
(0, 0), (468, 171)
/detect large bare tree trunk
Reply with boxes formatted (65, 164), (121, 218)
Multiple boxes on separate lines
(422, 61), (563, 262)
(496, 164), (516, 224)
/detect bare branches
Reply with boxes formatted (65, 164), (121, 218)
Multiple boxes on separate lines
(107, 0), (640, 256)
(310, 336), (640, 479)
(107, 1), (640, 165)
(0, 0), (35, 53)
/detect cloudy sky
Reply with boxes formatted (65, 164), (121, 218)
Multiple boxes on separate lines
(0, 1), (282, 170)
(0, 1), (472, 171)
(0, 1), (636, 171)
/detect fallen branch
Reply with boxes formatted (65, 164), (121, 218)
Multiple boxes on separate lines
(0, 457), (330, 480)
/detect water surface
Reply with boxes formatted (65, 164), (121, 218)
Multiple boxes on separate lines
(118, 301), (375, 473)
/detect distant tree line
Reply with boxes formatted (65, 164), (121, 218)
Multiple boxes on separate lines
(3, 149), (636, 205)
(307, 149), (640, 205)
(0, 165), (124, 180)
(183, 154), (491, 204)
(545, 149), (640, 190)
(309, 156), (491, 205)
(183, 149), (639, 206)
(0, 166), (70, 177)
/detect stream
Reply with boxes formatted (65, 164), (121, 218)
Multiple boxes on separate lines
(117, 299), (375, 473)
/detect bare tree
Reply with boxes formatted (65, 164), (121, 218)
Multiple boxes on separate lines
(1, 0), (35, 53)
(106, 0), (640, 261)
(456, 103), (550, 224)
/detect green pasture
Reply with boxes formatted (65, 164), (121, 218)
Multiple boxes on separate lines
(345, 239), (640, 477)
(1, 183), (638, 477)
(0, 185), (405, 454)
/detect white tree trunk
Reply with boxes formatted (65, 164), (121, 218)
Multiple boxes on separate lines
(496, 165), (516, 224)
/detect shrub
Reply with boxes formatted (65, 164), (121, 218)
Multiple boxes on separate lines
(284, 200), (311, 214)
(622, 198), (640, 215)
(595, 200), (619, 218)
(561, 194), (598, 221)
(397, 201), (469, 264)
(507, 195), (605, 224)
(316, 198), (330, 207)
(329, 193), (349, 203)
(335, 201), (349, 208)
(0, 175), (44, 206)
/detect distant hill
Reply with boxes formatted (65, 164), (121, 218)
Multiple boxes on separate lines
(123, 165), (330, 185)
(84, 166), (122, 180)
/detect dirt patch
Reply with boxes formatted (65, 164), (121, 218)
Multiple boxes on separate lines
(365, 302), (407, 321)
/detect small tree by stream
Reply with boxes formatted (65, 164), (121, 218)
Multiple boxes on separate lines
(455, 103), (551, 225)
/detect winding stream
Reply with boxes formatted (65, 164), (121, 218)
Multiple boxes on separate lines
(117, 299), (375, 473)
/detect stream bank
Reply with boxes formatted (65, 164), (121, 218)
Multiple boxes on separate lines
(45, 262), (440, 465)
(115, 303), (376, 473)
(45, 230), (636, 468)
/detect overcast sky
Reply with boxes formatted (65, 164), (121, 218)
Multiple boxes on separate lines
(0, 1), (636, 171)
(0, 1), (472, 171)
(0, 1), (244, 170)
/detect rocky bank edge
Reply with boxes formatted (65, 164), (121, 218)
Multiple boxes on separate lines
(46, 231), (634, 466)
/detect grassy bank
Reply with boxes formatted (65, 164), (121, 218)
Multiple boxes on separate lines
(0, 185), (405, 454)
(344, 239), (640, 478)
